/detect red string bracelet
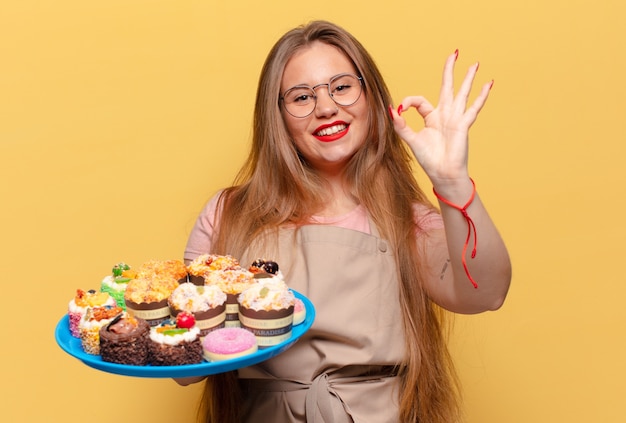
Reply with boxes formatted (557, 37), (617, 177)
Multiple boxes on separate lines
(433, 179), (479, 289)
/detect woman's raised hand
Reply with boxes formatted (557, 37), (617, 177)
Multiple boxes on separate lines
(390, 50), (493, 187)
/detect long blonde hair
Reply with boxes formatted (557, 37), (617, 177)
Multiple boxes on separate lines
(199, 20), (460, 423)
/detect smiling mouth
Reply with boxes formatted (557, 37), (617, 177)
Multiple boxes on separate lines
(314, 124), (347, 137)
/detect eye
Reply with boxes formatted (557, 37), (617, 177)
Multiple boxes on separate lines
(330, 74), (359, 97)
(284, 88), (315, 105)
(333, 84), (352, 93)
(293, 93), (314, 103)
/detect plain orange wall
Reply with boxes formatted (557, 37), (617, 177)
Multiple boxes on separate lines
(2, 1), (625, 422)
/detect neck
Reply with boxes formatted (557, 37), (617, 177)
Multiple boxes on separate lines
(315, 172), (359, 217)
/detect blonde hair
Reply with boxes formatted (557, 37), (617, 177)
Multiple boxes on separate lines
(199, 20), (460, 423)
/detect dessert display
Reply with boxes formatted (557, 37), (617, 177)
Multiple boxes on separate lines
(148, 312), (203, 366)
(168, 283), (227, 336)
(202, 327), (258, 362)
(99, 312), (151, 365)
(68, 289), (116, 338)
(100, 262), (137, 309)
(238, 264), (295, 347)
(58, 256), (311, 373)
(79, 305), (124, 355)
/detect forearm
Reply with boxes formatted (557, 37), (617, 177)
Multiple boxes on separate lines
(429, 179), (511, 313)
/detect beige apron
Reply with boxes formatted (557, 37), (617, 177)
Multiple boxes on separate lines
(238, 223), (405, 422)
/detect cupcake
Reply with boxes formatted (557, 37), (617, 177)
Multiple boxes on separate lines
(124, 277), (179, 327)
(79, 305), (123, 355)
(148, 313), (203, 366)
(68, 289), (116, 338)
(168, 283), (227, 336)
(187, 254), (241, 285)
(238, 276), (295, 347)
(100, 262), (137, 309)
(293, 297), (306, 326)
(204, 267), (256, 327)
(202, 327), (258, 362)
(99, 312), (150, 365)
(137, 259), (188, 283)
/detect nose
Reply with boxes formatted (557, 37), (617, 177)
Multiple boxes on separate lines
(313, 85), (338, 118)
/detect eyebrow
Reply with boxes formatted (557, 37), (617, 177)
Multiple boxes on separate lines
(282, 72), (357, 91)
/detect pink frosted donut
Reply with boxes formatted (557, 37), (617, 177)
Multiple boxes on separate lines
(293, 298), (306, 326)
(202, 327), (258, 362)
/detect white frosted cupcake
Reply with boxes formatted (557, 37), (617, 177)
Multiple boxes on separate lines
(238, 277), (295, 347)
(148, 314), (203, 366)
(168, 283), (227, 336)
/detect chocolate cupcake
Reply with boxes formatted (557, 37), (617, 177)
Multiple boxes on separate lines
(148, 314), (203, 366)
(99, 313), (150, 366)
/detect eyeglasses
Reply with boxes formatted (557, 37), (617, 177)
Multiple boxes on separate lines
(280, 73), (363, 118)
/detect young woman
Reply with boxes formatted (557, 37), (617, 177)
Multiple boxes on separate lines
(179, 20), (511, 423)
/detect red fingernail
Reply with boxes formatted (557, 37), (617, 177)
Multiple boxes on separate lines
(489, 79), (494, 90)
(388, 105), (394, 120)
(454, 49), (459, 61)
(476, 62), (480, 71)
(397, 104), (404, 115)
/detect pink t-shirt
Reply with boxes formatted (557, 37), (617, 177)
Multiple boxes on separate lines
(184, 193), (443, 261)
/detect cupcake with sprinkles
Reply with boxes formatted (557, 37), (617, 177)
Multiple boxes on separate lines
(100, 262), (137, 309)
(68, 289), (116, 338)
(168, 283), (227, 337)
(79, 305), (123, 355)
(124, 276), (179, 327)
(187, 254), (241, 285)
(137, 259), (188, 284)
(238, 268), (295, 347)
(204, 266), (256, 327)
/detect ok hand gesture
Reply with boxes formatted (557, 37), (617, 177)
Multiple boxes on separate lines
(390, 50), (493, 188)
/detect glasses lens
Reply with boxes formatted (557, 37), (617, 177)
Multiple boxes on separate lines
(283, 87), (316, 118)
(329, 74), (362, 106)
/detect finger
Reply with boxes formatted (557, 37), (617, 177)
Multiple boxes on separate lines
(464, 79), (493, 126)
(439, 50), (458, 105)
(398, 96), (435, 119)
(454, 62), (480, 112)
(391, 97), (435, 142)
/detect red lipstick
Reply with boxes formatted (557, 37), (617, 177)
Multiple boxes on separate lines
(312, 121), (349, 142)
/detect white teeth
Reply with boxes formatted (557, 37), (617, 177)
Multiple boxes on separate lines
(315, 124), (346, 137)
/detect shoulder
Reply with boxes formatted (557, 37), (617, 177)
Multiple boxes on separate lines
(184, 191), (226, 262)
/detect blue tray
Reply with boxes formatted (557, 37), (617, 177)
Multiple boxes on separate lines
(55, 290), (315, 378)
